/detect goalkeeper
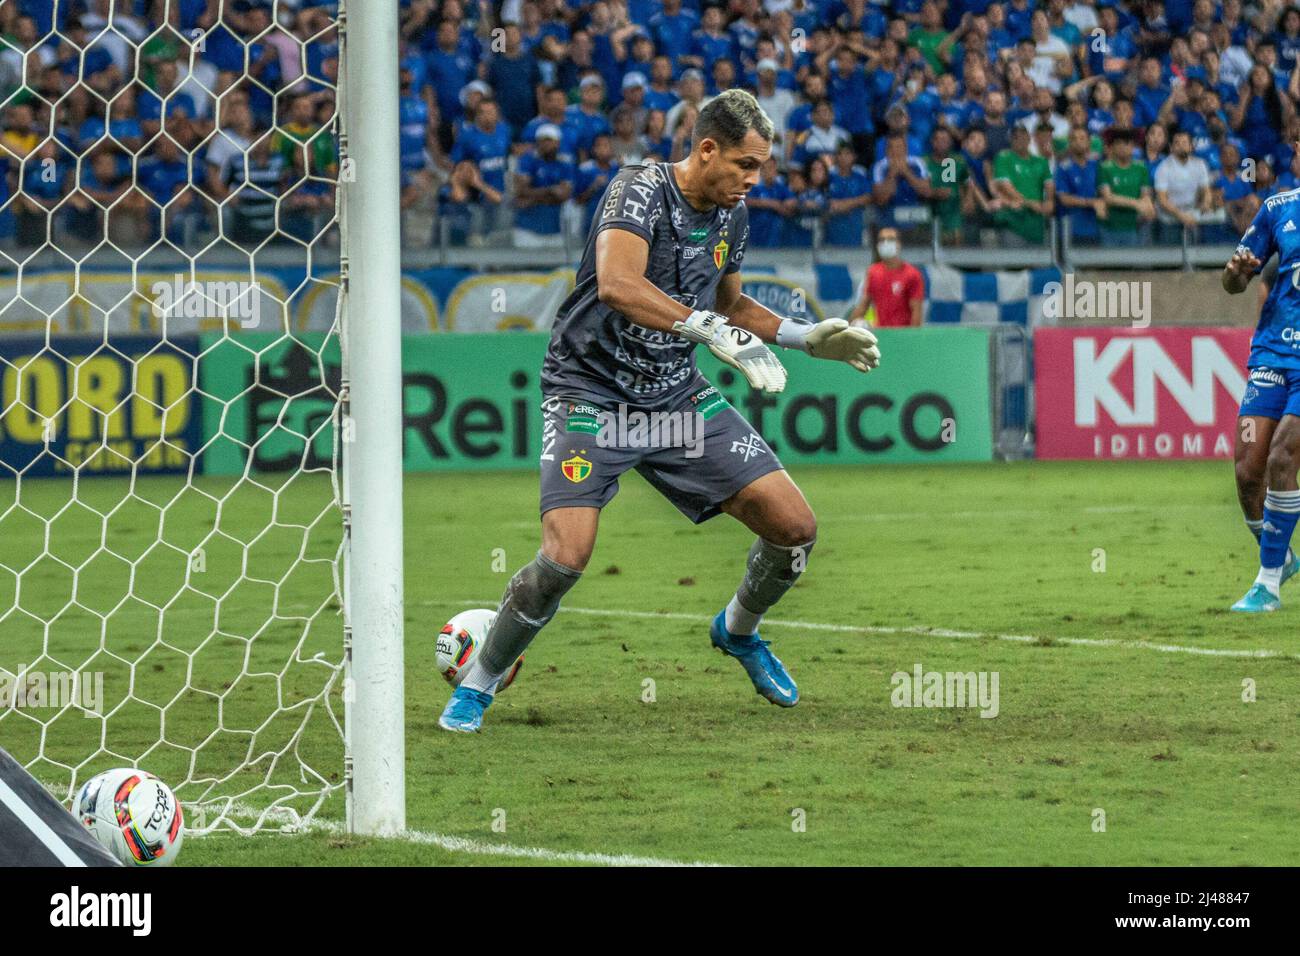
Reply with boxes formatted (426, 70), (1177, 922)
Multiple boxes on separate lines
(440, 90), (879, 732)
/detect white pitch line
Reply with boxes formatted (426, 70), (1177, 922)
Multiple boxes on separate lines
(296, 819), (725, 867)
(829, 503), (1225, 523)
(190, 814), (723, 867)
(444, 600), (1300, 662)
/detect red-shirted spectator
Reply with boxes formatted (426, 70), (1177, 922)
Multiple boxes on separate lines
(847, 227), (925, 328)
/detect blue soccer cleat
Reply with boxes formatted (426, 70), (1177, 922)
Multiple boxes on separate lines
(438, 686), (494, 732)
(710, 610), (799, 707)
(1230, 583), (1281, 613)
(1283, 552), (1300, 587)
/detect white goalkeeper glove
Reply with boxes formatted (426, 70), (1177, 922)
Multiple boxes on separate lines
(776, 317), (881, 373)
(672, 310), (787, 393)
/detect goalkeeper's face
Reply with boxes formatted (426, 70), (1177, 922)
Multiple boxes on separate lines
(699, 130), (772, 207)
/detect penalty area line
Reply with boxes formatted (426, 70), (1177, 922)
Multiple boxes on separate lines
(440, 600), (1299, 662)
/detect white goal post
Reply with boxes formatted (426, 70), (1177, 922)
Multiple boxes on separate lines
(339, 0), (406, 837)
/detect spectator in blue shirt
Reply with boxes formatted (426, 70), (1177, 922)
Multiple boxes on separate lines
(512, 124), (575, 248)
(1132, 57), (1170, 128)
(643, 56), (680, 114)
(615, 30), (658, 92)
(399, 67), (434, 176)
(522, 87), (581, 162)
(747, 156), (796, 247)
(826, 143), (873, 247)
(1085, 5), (1137, 82)
(140, 136), (204, 243)
(792, 99), (850, 168)
(782, 165), (822, 247)
(56, 16), (114, 82)
(566, 75), (614, 161)
(138, 61), (199, 132)
(934, 72), (978, 135)
(14, 139), (66, 245)
(1004, 0), (1036, 42)
(872, 132), (933, 230)
(640, 109), (674, 162)
(79, 85), (144, 154)
(786, 72), (829, 145)
(451, 98), (511, 195)
(650, 0), (698, 67)
(1054, 126), (1103, 243)
(1231, 63), (1290, 163)
(1194, 110), (1244, 173)
(864, 40), (902, 124)
(874, 103), (927, 161)
(617, 73), (650, 134)
(428, 20), (477, 147)
(709, 59), (738, 98)
(487, 23), (544, 137)
(828, 48), (874, 162)
(1215, 141), (1257, 236)
(574, 134), (620, 237)
(728, 0), (763, 72)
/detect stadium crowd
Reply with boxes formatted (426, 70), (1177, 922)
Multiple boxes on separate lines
(3, 0), (1300, 251)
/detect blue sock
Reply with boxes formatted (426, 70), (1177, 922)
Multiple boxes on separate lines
(1260, 490), (1300, 570)
(1247, 518), (1264, 543)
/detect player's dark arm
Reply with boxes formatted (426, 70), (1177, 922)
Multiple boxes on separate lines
(594, 227), (694, 332)
(597, 227), (789, 391)
(1223, 248), (1261, 294)
(713, 270), (783, 342)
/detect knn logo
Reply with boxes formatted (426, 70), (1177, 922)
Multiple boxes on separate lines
(1073, 336), (1246, 426)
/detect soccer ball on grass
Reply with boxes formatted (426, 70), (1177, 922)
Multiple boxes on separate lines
(436, 608), (523, 692)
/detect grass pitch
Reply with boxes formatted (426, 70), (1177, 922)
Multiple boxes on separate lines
(4, 460), (1300, 865)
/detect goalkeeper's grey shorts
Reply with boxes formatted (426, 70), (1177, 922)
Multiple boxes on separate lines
(538, 384), (784, 524)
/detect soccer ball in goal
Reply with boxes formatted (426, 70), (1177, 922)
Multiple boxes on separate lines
(72, 767), (185, 867)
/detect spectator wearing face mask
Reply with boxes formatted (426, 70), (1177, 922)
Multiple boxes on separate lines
(846, 227), (925, 328)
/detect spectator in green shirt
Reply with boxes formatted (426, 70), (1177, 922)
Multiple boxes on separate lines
(926, 126), (967, 242)
(991, 125), (1054, 245)
(1097, 129), (1155, 247)
(271, 93), (339, 182)
(909, 2), (950, 76)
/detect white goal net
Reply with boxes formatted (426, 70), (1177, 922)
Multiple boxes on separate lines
(0, 0), (390, 835)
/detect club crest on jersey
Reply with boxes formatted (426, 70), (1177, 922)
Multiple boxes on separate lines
(713, 237), (730, 270)
(562, 453), (592, 483)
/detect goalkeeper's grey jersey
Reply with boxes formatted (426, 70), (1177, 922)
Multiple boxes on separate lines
(541, 161), (750, 409)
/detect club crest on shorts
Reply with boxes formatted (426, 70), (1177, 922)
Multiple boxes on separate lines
(713, 237), (729, 270)
(562, 453), (592, 483)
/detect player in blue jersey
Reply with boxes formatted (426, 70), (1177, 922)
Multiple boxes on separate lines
(1223, 187), (1300, 611)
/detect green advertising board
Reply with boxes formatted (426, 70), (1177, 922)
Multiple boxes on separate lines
(197, 327), (991, 475)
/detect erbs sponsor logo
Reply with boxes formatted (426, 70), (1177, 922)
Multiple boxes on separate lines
(50, 886), (152, 936)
